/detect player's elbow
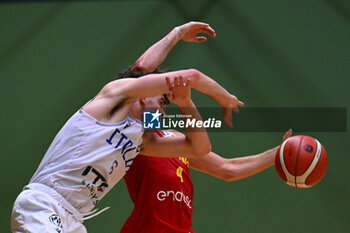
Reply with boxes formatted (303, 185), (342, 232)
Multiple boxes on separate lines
(221, 173), (238, 182)
(101, 81), (128, 102)
(187, 68), (201, 80)
(101, 82), (118, 97)
(131, 61), (151, 74)
(186, 68), (204, 88)
(220, 164), (241, 182)
(192, 143), (211, 157)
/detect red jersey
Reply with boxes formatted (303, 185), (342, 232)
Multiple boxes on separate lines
(121, 130), (194, 233)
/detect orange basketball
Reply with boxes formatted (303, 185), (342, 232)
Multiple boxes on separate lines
(275, 135), (328, 188)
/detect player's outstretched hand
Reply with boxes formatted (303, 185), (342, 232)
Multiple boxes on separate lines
(166, 76), (192, 107)
(282, 128), (293, 142)
(221, 94), (245, 128)
(175, 21), (216, 42)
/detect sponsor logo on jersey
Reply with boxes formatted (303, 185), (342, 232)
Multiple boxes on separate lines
(49, 214), (63, 233)
(157, 190), (192, 209)
(81, 166), (109, 206)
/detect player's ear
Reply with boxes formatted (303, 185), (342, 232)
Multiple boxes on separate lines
(139, 98), (146, 106)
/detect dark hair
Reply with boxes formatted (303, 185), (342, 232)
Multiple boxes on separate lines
(115, 66), (170, 104)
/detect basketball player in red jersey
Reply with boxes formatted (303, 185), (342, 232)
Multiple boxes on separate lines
(120, 22), (292, 232)
(122, 130), (291, 233)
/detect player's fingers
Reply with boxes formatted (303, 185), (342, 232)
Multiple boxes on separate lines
(166, 77), (173, 89)
(233, 107), (239, 114)
(185, 79), (191, 87)
(283, 128), (293, 141)
(167, 91), (174, 101)
(195, 36), (207, 42)
(191, 21), (209, 26)
(200, 25), (216, 37)
(189, 22), (209, 29)
(238, 100), (245, 107)
(223, 108), (234, 128)
(225, 119), (234, 128)
(179, 76), (184, 86)
(174, 77), (179, 86)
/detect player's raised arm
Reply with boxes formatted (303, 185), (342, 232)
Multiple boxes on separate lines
(83, 69), (243, 126)
(132, 21), (216, 73)
(188, 129), (292, 181)
(141, 77), (211, 158)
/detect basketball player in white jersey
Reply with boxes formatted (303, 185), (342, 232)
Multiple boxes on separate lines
(11, 22), (244, 232)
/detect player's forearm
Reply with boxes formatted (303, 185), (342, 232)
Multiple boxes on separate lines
(115, 69), (232, 106)
(178, 100), (211, 157)
(119, 69), (214, 103)
(189, 70), (232, 106)
(132, 28), (181, 73)
(223, 147), (278, 181)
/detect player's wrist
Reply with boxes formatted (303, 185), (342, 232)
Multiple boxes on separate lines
(176, 100), (194, 108)
(170, 27), (183, 42)
(215, 93), (230, 108)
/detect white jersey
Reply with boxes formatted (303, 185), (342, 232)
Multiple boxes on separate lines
(30, 109), (143, 214)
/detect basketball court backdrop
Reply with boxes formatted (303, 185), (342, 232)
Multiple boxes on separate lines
(1, 0), (349, 232)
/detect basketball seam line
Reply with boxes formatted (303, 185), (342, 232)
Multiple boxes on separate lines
(294, 136), (305, 188)
(298, 141), (319, 178)
(283, 141), (293, 177)
(297, 140), (322, 186)
(279, 138), (294, 183)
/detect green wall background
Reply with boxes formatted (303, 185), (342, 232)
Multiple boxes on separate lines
(1, 0), (349, 232)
